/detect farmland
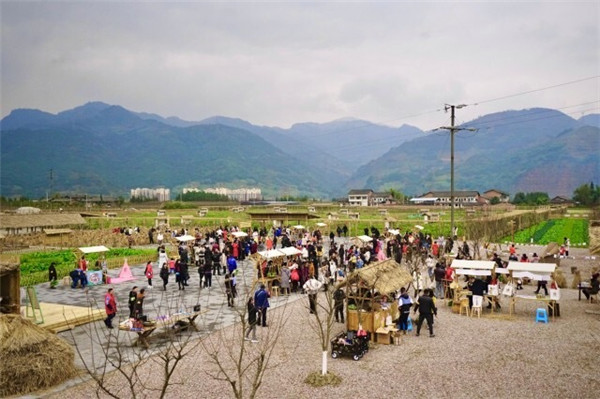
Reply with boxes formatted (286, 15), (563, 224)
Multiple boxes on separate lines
(503, 218), (589, 246)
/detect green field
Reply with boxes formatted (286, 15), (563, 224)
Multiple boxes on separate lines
(503, 218), (589, 246)
(19, 248), (156, 286)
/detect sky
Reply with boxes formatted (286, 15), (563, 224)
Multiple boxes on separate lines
(1, 1), (599, 131)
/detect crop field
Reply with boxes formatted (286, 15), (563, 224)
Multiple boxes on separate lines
(503, 218), (589, 246)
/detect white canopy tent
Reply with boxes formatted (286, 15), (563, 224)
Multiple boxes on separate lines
(78, 246), (110, 254)
(231, 231), (248, 238)
(451, 259), (495, 277)
(356, 235), (373, 243)
(315, 222), (327, 227)
(257, 249), (285, 260)
(507, 262), (556, 281)
(292, 225), (305, 230)
(176, 235), (196, 242)
(279, 247), (302, 256)
(388, 229), (400, 235)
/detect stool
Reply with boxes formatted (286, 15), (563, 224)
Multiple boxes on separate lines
(535, 308), (548, 323)
(271, 286), (279, 297)
(459, 298), (470, 316)
(62, 276), (71, 286)
(589, 293), (599, 303)
(471, 295), (483, 318)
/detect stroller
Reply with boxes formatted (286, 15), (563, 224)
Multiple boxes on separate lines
(330, 331), (369, 361)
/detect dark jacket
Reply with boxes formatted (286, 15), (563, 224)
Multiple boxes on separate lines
(49, 265), (57, 281)
(472, 278), (488, 296)
(128, 290), (137, 309)
(247, 302), (258, 325)
(434, 266), (446, 282)
(254, 288), (270, 309)
(415, 295), (437, 316)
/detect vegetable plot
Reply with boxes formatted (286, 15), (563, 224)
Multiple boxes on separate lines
(504, 219), (588, 246)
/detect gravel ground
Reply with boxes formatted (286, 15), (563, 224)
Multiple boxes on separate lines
(44, 248), (600, 399)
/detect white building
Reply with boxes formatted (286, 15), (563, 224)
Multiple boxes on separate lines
(183, 187), (262, 201)
(130, 187), (170, 202)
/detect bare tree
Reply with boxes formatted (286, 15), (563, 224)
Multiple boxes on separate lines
(66, 290), (202, 398)
(200, 282), (291, 399)
(304, 280), (338, 376)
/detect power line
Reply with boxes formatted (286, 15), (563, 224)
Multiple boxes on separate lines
(469, 75), (600, 106)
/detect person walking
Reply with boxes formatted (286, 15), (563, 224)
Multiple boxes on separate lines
(244, 297), (259, 343)
(203, 260), (213, 288)
(104, 288), (117, 329)
(434, 263), (445, 299)
(414, 289), (437, 337)
(333, 287), (346, 323)
(160, 262), (169, 291)
(254, 284), (271, 327)
(303, 277), (322, 314)
(128, 286), (138, 318)
(144, 261), (153, 289)
(224, 273), (234, 307)
(397, 287), (413, 333)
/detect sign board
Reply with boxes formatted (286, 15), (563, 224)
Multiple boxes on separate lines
(86, 270), (104, 286)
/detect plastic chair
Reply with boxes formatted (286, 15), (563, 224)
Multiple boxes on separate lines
(471, 295), (483, 318)
(535, 308), (548, 323)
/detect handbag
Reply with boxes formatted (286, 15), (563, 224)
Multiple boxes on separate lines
(488, 284), (499, 296)
(549, 288), (560, 301)
(502, 284), (514, 297)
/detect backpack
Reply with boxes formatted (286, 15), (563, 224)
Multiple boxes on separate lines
(291, 268), (300, 282)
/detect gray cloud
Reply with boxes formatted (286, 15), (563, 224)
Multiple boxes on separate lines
(1, 1), (598, 129)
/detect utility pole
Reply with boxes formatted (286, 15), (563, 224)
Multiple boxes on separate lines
(435, 104), (476, 238)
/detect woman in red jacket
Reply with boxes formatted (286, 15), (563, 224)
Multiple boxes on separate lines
(144, 261), (153, 288)
(104, 288), (117, 329)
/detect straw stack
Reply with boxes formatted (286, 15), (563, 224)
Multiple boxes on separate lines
(0, 314), (78, 397)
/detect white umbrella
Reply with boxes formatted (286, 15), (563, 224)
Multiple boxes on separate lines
(231, 231), (248, 238)
(176, 235), (196, 242)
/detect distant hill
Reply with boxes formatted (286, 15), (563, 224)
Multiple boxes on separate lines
(346, 108), (600, 197)
(2, 103), (597, 199)
(0, 103), (340, 198)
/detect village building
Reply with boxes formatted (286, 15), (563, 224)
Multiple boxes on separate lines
(347, 189), (374, 206)
(482, 189), (510, 203)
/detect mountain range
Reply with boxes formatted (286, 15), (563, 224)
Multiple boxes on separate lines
(1, 102), (598, 199)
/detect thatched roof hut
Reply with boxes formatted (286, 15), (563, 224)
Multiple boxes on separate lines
(0, 263), (20, 314)
(342, 259), (412, 294)
(0, 314), (78, 397)
(0, 213), (86, 235)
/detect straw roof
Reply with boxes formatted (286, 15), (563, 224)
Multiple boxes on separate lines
(0, 262), (19, 276)
(0, 314), (78, 397)
(0, 213), (86, 229)
(342, 259), (412, 294)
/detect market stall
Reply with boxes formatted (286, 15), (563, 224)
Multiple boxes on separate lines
(506, 262), (558, 320)
(450, 259), (498, 313)
(340, 259), (412, 341)
(76, 246), (110, 285)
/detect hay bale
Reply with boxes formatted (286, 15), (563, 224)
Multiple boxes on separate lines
(553, 269), (567, 288)
(0, 314), (78, 397)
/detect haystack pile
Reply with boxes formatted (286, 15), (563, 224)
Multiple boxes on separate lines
(0, 314), (78, 397)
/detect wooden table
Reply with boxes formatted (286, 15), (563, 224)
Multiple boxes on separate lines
(155, 309), (207, 332)
(509, 295), (557, 321)
(119, 324), (157, 349)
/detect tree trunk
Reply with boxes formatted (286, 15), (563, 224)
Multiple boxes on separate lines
(321, 351), (328, 375)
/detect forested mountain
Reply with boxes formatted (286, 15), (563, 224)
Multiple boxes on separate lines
(346, 109), (600, 197)
(2, 103), (598, 199)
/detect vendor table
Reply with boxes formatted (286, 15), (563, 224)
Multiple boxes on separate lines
(509, 295), (557, 321)
(120, 309), (207, 348)
(119, 324), (157, 349)
(155, 309), (207, 332)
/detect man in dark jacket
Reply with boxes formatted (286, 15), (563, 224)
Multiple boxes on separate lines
(244, 297), (258, 342)
(254, 284), (271, 327)
(333, 287), (346, 323)
(414, 289), (437, 337)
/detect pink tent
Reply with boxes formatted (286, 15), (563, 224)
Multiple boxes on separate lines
(107, 260), (136, 284)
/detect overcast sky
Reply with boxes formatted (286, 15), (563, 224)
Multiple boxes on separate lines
(1, 1), (598, 130)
